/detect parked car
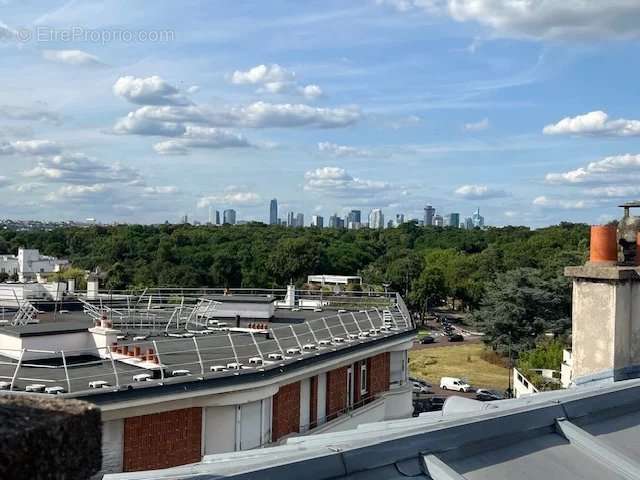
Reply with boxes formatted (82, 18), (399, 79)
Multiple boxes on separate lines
(448, 334), (464, 342)
(412, 381), (433, 395)
(429, 396), (446, 410)
(420, 335), (435, 344)
(410, 377), (433, 388)
(440, 377), (472, 392)
(475, 389), (504, 401)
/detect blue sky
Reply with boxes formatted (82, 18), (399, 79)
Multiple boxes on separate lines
(2, 0), (640, 226)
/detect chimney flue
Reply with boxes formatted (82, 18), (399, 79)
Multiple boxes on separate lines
(589, 225), (618, 264)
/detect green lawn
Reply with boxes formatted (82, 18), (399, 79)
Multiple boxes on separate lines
(409, 343), (509, 390)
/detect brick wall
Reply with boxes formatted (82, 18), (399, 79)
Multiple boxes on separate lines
(123, 407), (202, 472)
(272, 381), (301, 441)
(368, 352), (391, 396)
(326, 366), (347, 420)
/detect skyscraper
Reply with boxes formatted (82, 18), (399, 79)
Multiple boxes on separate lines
(395, 213), (405, 226)
(347, 210), (361, 229)
(287, 211), (295, 227)
(472, 208), (485, 228)
(215, 210), (220, 225)
(311, 215), (324, 228)
(433, 215), (444, 227)
(447, 213), (460, 228)
(223, 209), (236, 225)
(269, 199), (278, 225)
(424, 205), (435, 226)
(464, 217), (474, 229)
(296, 213), (304, 228)
(369, 209), (384, 229)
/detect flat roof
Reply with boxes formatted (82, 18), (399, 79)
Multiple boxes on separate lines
(0, 319), (92, 338)
(206, 294), (277, 304)
(104, 378), (640, 480)
(0, 303), (413, 401)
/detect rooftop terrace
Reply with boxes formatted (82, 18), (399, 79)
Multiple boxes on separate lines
(0, 288), (414, 401)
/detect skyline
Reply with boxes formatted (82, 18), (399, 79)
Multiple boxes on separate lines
(2, 1), (640, 226)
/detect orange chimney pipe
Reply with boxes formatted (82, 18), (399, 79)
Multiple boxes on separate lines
(590, 225), (618, 264)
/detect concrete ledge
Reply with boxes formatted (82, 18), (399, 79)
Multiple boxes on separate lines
(0, 394), (101, 480)
(564, 265), (640, 281)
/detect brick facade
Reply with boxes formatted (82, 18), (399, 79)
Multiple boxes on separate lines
(368, 352), (391, 396)
(272, 381), (301, 441)
(123, 407), (202, 472)
(326, 366), (347, 420)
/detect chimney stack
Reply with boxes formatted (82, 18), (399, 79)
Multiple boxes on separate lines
(565, 202), (640, 385)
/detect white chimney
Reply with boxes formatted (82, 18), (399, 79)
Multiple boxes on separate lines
(284, 284), (296, 307)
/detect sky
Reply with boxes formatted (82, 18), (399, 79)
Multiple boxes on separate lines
(1, 0), (640, 227)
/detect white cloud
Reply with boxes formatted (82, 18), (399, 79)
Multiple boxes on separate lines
(0, 105), (61, 124)
(23, 153), (142, 185)
(143, 185), (179, 195)
(113, 110), (186, 137)
(0, 140), (61, 156)
(464, 118), (489, 132)
(116, 102), (359, 134)
(231, 64), (324, 99)
(532, 196), (587, 209)
(197, 191), (261, 208)
(300, 84), (323, 99)
(113, 76), (190, 106)
(543, 111), (640, 137)
(42, 49), (104, 67)
(318, 142), (372, 157)
(220, 102), (359, 128)
(0, 176), (10, 188)
(585, 185), (640, 198)
(545, 154), (640, 185)
(304, 166), (390, 197)
(380, 0), (640, 40)
(454, 184), (507, 199)
(46, 184), (108, 202)
(231, 64), (294, 85)
(153, 127), (252, 155)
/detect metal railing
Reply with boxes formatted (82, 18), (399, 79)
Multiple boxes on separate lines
(0, 305), (410, 395)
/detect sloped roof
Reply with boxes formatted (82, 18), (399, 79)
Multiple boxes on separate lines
(105, 378), (640, 480)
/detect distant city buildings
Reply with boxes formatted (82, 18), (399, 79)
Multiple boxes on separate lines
(472, 208), (485, 228)
(446, 213), (460, 228)
(424, 205), (435, 226)
(433, 215), (444, 227)
(223, 209), (236, 225)
(269, 199), (278, 225)
(296, 213), (304, 228)
(369, 209), (384, 229)
(311, 215), (324, 228)
(395, 214), (405, 227)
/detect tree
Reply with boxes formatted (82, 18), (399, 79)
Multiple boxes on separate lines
(474, 268), (570, 355)
(408, 266), (447, 324)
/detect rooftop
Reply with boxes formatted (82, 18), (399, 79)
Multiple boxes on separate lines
(0, 288), (413, 403)
(104, 377), (640, 480)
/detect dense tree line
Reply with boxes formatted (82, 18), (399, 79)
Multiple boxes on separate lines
(0, 221), (589, 350)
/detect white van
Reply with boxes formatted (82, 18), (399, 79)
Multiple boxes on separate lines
(440, 377), (472, 392)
